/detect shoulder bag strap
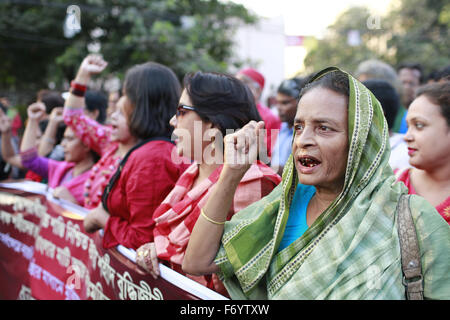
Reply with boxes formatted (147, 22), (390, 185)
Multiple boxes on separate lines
(101, 136), (173, 212)
(397, 194), (424, 300)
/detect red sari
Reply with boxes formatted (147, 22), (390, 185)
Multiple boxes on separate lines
(102, 140), (189, 250)
(153, 161), (281, 293)
(396, 168), (450, 224)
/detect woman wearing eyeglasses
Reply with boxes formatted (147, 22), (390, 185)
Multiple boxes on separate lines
(63, 55), (189, 250)
(135, 72), (281, 295)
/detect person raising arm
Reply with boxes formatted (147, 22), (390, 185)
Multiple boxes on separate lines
(183, 120), (265, 275)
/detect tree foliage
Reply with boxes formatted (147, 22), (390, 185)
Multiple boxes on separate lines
(0, 0), (256, 102)
(304, 0), (450, 77)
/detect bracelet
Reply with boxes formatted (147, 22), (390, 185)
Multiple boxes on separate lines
(44, 136), (56, 144)
(70, 80), (87, 92)
(200, 209), (226, 225)
(70, 87), (85, 97)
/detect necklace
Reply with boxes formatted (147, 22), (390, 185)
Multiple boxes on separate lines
(83, 151), (122, 208)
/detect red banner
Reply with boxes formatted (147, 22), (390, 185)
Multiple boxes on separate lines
(0, 181), (227, 300)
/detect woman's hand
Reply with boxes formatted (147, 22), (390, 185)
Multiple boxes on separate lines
(76, 54), (108, 83)
(135, 242), (160, 279)
(0, 109), (12, 133)
(52, 186), (77, 204)
(223, 120), (265, 174)
(49, 107), (64, 125)
(27, 102), (46, 121)
(83, 204), (109, 233)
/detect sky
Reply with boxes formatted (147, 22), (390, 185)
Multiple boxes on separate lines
(229, 0), (394, 37)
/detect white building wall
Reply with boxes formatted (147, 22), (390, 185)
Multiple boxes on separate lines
(231, 16), (285, 105)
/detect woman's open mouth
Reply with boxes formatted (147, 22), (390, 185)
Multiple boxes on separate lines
(299, 156), (321, 167)
(297, 155), (321, 173)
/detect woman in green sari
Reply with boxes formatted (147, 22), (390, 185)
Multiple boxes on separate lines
(183, 67), (450, 299)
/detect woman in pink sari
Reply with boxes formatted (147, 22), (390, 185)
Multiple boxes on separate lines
(135, 72), (281, 295)
(396, 82), (450, 224)
(1, 102), (97, 205)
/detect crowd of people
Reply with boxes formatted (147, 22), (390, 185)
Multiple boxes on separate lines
(0, 54), (449, 300)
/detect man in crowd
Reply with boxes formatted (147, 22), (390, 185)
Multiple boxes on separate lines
(236, 68), (281, 158)
(395, 63), (424, 133)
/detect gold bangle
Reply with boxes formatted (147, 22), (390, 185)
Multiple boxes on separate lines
(200, 209), (226, 225)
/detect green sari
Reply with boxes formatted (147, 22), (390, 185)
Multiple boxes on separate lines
(215, 67), (450, 299)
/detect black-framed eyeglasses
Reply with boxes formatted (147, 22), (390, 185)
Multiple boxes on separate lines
(176, 104), (196, 117)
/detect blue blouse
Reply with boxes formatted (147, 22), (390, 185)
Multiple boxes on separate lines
(278, 183), (316, 251)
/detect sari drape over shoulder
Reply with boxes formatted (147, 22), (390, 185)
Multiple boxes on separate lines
(214, 67), (450, 300)
(153, 161), (281, 293)
(154, 161), (281, 265)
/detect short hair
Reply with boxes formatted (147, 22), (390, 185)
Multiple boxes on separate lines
(38, 90), (65, 114)
(183, 71), (261, 137)
(355, 59), (399, 89)
(416, 82), (450, 127)
(277, 77), (308, 99)
(436, 65), (450, 82)
(124, 62), (181, 140)
(299, 70), (350, 104)
(427, 69), (440, 82)
(397, 62), (424, 83)
(85, 90), (107, 124)
(363, 79), (400, 129)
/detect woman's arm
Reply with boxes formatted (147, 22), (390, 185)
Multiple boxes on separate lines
(17, 103), (51, 179)
(0, 110), (22, 169)
(63, 55), (111, 155)
(20, 102), (45, 152)
(38, 107), (64, 157)
(182, 121), (265, 276)
(64, 55), (107, 112)
(19, 147), (49, 180)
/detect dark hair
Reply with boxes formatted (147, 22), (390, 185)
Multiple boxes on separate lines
(38, 119), (66, 145)
(124, 62), (181, 140)
(277, 77), (308, 99)
(397, 62), (424, 83)
(299, 70), (350, 103)
(183, 72), (261, 136)
(0, 101), (6, 114)
(436, 65), (450, 82)
(38, 119), (48, 134)
(38, 90), (65, 114)
(85, 90), (107, 124)
(416, 82), (450, 127)
(363, 79), (400, 129)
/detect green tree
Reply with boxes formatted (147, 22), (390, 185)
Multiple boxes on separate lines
(0, 0), (256, 103)
(303, 0), (450, 76)
(385, 0), (450, 74)
(303, 6), (384, 74)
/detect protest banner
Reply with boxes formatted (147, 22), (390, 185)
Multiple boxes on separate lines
(0, 181), (227, 300)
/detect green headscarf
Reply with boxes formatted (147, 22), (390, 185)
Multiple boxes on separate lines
(215, 67), (450, 299)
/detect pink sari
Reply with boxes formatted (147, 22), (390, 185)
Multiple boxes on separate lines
(48, 160), (92, 206)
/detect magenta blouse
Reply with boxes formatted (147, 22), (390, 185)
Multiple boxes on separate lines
(20, 147), (91, 205)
